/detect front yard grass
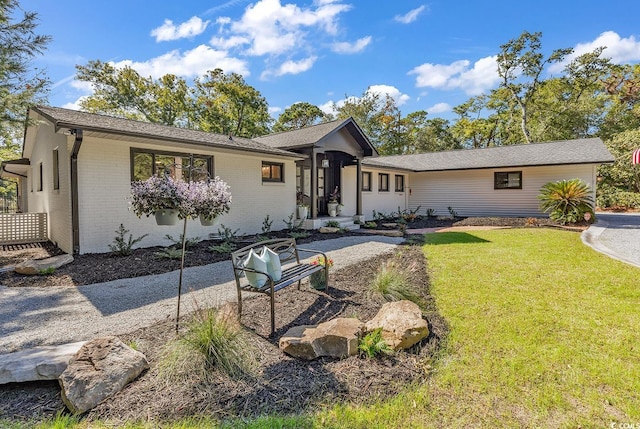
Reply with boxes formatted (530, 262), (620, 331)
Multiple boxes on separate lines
(322, 228), (640, 428)
(6, 228), (639, 428)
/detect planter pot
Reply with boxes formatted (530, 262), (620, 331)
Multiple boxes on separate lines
(310, 270), (327, 290)
(327, 202), (339, 217)
(199, 215), (217, 226)
(297, 205), (309, 220)
(154, 209), (179, 226)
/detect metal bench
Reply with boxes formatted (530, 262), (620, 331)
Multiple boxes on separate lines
(231, 238), (329, 335)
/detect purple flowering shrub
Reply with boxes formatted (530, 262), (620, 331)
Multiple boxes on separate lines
(130, 175), (231, 220)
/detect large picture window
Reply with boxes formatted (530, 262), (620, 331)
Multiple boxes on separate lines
(362, 171), (372, 191)
(494, 171), (522, 189)
(379, 173), (389, 192)
(131, 148), (212, 182)
(262, 162), (284, 182)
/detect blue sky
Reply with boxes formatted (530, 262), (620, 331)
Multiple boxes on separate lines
(22, 0), (640, 121)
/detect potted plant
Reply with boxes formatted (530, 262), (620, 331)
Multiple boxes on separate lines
(327, 186), (340, 217)
(130, 175), (189, 225)
(296, 191), (309, 220)
(186, 177), (232, 226)
(309, 255), (333, 290)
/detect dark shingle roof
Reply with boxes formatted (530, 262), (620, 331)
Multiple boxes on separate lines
(363, 138), (614, 172)
(32, 106), (301, 158)
(254, 117), (377, 156)
(253, 118), (350, 148)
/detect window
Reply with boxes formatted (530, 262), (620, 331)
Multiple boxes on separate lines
(395, 175), (405, 192)
(494, 171), (522, 189)
(52, 149), (59, 190)
(130, 148), (212, 182)
(262, 162), (284, 182)
(362, 171), (372, 191)
(38, 162), (43, 191)
(378, 173), (389, 192)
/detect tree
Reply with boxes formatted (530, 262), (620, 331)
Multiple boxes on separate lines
(272, 102), (328, 132)
(496, 31), (572, 143)
(192, 69), (271, 137)
(0, 0), (50, 147)
(76, 61), (191, 127)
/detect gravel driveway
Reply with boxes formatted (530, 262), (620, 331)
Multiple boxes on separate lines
(0, 235), (403, 354)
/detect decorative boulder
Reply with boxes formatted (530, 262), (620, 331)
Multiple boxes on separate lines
(15, 254), (74, 275)
(279, 318), (363, 360)
(0, 341), (86, 385)
(58, 336), (149, 414)
(319, 226), (340, 233)
(365, 301), (429, 350)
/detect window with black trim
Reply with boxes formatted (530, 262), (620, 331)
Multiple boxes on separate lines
(262, 162), (284, 182)
(362, 171), (372, 191)
(379, 173), (389, 192)
(395, 174), (405, 192)
(130, 148), (213, 182)
(494, 171), (522, 189)
(53, 149), (60, 190)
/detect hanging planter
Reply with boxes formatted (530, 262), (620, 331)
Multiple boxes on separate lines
(154, 209), (180, 225)
(199, 214), (217, 226)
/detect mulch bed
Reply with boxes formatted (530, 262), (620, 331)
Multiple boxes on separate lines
(0, 245), (448, 426)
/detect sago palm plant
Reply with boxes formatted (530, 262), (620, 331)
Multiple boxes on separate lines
(538, 178), (595, 225)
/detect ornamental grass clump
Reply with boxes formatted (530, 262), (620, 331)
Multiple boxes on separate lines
(370, 261), (421, 305)
(538, 178), (595, 225)
(160, 306), (256, 381)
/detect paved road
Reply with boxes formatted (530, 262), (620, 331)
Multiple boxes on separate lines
(0, 235), (404, 354)
(582, 212), (640, 268)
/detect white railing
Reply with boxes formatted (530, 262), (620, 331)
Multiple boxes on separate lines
(0, 213), (48, 245)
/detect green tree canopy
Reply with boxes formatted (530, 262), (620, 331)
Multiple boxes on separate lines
(272, 102), (329, 132)
(0, 0), (50, 149)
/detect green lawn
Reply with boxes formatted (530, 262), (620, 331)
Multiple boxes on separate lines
(7, 228), (640, 428)
(321, 228), (640, 428)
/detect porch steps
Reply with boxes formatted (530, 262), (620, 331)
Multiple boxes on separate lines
(300, 216), (360, 231)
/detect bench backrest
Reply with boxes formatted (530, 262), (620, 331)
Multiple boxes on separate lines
(230, 238), (300, 270)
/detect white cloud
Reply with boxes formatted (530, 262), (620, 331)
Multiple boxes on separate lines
(408, 56), (500, 95)
(269, 106), (282, 114)
(212, 0), (351, 57)
(62, 98), (83, 111)
(394, 5), (426, 24)
(262, 56), (318, 79)
(367, 84), (410, 106)
(549, 31), (640, 73)
(331, 36), (372, 54)
(151, 17), (210, 42)
(426, 102), (451, 114)
(112, 45), (249, 78)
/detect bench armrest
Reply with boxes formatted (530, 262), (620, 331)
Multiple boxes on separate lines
(296, 247), (329, 260)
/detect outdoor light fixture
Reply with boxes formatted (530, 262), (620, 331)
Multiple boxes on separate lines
(322, 155), (329, 168)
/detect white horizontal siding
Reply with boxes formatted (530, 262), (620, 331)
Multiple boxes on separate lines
(408, 165), (596, 218)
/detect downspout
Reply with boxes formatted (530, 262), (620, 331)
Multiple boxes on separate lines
(70, 129), (83, 255)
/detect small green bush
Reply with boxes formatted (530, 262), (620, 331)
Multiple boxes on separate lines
(109, 224), (148, 256)
(539, 178), (594, 225)
(209, 242), (236, 254)
(38, 266), (56, 275)
(597, 187), (640, 209)
(154, 248), (185, 260)
(358, 328), (393, 358)
(289, 231), (310, 239)
(262, 214), (273, 234)
(324, 220), (340, 228)
(164, 233), (200, 249)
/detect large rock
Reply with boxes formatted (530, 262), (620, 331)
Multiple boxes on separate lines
(279, 318), (363, 360)
(59, 336), (149, 414)
(365, 301), (429, 350)
(15, 254), (74, 275)
(0, 341), (86, 384)
(319, 226), (340, 233)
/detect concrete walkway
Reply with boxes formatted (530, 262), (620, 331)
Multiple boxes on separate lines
(0, 235), (403, 355)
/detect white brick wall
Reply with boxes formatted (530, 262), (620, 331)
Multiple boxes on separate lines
(25, 121), (73, 253)
(76, 137), (297, 254)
